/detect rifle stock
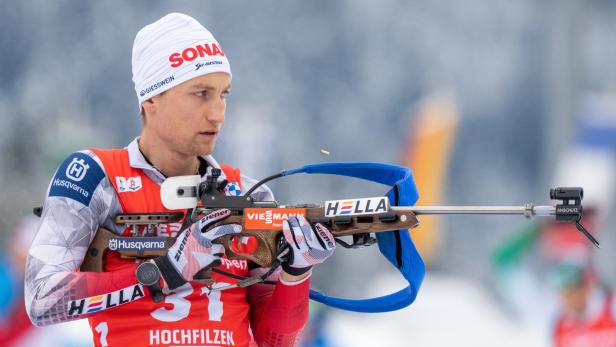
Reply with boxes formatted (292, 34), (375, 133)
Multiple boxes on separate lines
(80, 213), (182, 273)
(80, 209), (419, 272)
(80, 227), (116, 272)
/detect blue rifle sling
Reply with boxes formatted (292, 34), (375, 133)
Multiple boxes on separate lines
(282, 162), (426, 313)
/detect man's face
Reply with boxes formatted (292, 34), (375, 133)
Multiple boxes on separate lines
(143, 72), (231, 157)
(560, 281), (591, 316)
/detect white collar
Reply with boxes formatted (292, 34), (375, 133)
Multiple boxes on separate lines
(125, 137), (227, 182)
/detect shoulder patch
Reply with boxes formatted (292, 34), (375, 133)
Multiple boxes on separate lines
(48, 152), (106, 206)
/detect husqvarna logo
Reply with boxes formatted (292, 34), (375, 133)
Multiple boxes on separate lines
(108, 237), (166, 252)
(66, 158), (89, 182)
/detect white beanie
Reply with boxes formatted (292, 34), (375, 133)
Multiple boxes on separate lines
(132, 13), (231, 108)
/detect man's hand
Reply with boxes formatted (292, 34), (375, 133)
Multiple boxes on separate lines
(154, 209), (241, 289)
(281, 215), (336, 277)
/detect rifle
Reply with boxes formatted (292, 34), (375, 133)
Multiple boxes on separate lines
(76, 166), (597, 281)
(78, 168), (421, 284)
(34, 162), (596, 311)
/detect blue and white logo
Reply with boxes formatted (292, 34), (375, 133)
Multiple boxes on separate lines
(225, 182), (242, 196)
(66, 158), (90, 182)
(49, 152), (105, 206)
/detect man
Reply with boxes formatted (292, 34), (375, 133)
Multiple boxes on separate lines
(25, 13), (336, 347)
(552, 260), (616, 347)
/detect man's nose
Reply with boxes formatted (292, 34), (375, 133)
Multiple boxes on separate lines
(207, 98), (226, 124)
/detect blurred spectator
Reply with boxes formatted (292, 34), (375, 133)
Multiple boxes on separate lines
(544, 212), (616, 347)
(493, 208), (615, 347)
(551, 259), (616, 347)
(0, 216), (91, 347)
(0, 216), (38, 345)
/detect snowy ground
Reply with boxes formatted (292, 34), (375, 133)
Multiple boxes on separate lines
(13, 319), (93, 347)
(324, 272), (549, 347)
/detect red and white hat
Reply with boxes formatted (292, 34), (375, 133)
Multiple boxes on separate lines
(132, 13), (231, 108)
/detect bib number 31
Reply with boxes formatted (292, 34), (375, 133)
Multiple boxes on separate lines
(151, 282), (229, 322)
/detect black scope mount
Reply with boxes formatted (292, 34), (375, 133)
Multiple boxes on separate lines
(550, 187), (599, 248)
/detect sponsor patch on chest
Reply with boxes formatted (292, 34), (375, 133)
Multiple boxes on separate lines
(116, 176), (143, 192)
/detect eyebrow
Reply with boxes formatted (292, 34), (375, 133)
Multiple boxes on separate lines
(192, 84), (232, 91)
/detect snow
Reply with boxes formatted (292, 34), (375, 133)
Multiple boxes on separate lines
(325, 272), (549, 347)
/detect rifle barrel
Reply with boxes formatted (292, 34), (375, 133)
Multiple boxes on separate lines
(392, 205), (555, 217)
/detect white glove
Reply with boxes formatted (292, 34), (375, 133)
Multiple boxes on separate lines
(281, 215), (336, 276)
(154, 209), (241, 289)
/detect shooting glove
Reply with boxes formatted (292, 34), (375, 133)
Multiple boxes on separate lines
(154, 209), (241, 289)
(281, 215), (336, 276)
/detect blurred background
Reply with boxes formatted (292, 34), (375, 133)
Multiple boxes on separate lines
(1, 0), (615, 346)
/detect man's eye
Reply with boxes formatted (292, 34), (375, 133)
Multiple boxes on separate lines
(195, 91), (207, 97)
(221, 91), (230, 99)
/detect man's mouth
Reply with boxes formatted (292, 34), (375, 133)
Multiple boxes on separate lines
(199, 131), (218, 136)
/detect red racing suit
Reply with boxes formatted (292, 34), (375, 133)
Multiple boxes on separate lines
(25, 138), (310, 347)
(554, 289), (616, 347)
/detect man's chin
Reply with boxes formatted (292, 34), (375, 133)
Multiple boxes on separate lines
(193, 143), (215, 157)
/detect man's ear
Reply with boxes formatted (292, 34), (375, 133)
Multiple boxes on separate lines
(141, 98), (156, 117)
